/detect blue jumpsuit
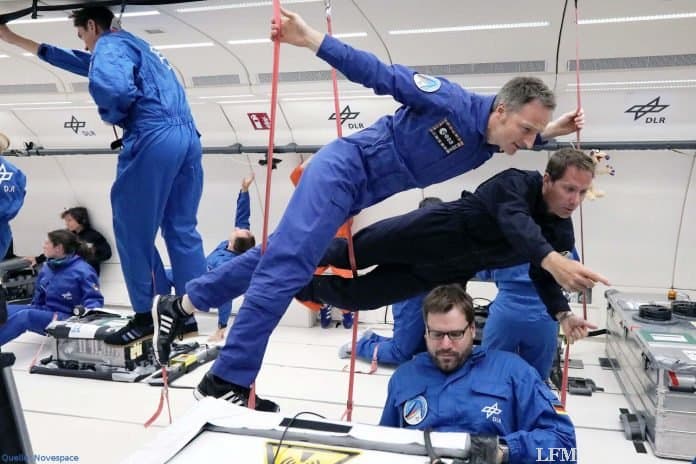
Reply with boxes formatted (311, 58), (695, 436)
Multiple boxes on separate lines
(354, 293), (426, 365)
(37, 30), (206, 313)
(477, 264), (560, 380)
(204, 190), (251, 328)
(0, 255), (104, 345)
(0, 157), (26, 258)
(380, 348), (576, 463)
(186, 34), (531, 387)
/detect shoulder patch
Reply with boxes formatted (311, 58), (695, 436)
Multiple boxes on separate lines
(403, 395), (428, 425)
(413, 73), (441, 93)
(430, 119), (464, 154)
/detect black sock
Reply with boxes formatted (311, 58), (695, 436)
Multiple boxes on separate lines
(133, 312), (153, 325)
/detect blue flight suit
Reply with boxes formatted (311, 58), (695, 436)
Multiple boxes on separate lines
(477, 264), (559, 380)
(204, 190), (251, 328)
(303, 169), (575, 320)
(0, 157), (26, 258)
(380, 348), (576, 463)
(0, 255), (104, 345)
(37, 29), (206, 313)
(355, 293), (426, 365)
(187, 34), (546, 387)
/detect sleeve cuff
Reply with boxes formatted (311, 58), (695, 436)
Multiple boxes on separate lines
(531, 243), (555, 267)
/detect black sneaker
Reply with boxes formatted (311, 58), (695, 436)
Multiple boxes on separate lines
(103, 313), (153, 345)
(194, 371), (280, 412)
(152, 295), (187, 365)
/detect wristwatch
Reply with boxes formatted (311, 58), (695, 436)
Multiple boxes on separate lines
(556, 311), (572, 323)
(499, 444), (509, 463)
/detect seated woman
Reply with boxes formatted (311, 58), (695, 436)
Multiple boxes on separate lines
(0, 229), (104, 346)
(28, 207), (112, 275)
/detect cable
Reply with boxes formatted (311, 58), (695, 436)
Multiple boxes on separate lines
(561, 0), (584, 409)
(271, 411), (327, 464)
(552, 0), (570, 92)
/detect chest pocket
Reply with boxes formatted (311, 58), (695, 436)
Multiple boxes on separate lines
(463, 382), (511, 434)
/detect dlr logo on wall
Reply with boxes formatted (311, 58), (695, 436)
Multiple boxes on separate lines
(536, 447), (577, 462)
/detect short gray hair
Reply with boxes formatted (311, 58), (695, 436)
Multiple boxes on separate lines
(493, 76), (556, 113)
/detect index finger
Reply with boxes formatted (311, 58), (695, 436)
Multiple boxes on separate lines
(585, 269), (610, 286)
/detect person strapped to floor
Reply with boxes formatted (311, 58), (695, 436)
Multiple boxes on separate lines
(1, 230), (103, 346)
(380, 284), (576, 464)
(147, 7), (586, 409)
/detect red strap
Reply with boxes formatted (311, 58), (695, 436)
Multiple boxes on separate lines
(144, 368), (172, 427)
(249, 0), (283, 411)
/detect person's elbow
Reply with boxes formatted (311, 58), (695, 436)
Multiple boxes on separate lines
(98, 106), (128, 125)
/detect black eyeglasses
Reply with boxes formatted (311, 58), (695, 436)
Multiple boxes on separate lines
(426, 323), (471, 341)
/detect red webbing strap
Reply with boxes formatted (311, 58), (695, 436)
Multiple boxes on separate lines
(144, 368), (172, 428)
(249, 0), (283, 411)
(323, 0), (362, 422)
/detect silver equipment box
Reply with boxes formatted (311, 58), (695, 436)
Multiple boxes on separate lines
(605, 289), (696, 460)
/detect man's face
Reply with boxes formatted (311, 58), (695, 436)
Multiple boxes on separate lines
(542, 166), (594, 218)
(488, 99), (552, 155)
(76, 20), (100, 52)
(227, 228), (252, 251)
(425, 308), (475, 373)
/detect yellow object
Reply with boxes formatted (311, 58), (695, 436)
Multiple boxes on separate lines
(170, 353), (197, 368)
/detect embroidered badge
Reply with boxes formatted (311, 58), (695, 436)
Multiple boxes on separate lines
(403, 395), (428, 425)
(413, 73), (441, 93)
(430, 119), (464, 154)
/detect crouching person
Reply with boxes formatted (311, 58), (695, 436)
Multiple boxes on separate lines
(0, 230), (103, 345)
(380, 284), (576, 463)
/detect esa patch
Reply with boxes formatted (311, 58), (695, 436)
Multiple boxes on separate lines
(413, 73), (441, 93)
(403, 395), (428, 425)
(429, 119), (464, 154)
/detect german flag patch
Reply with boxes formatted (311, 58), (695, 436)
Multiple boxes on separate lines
(553, 404), (568, 415)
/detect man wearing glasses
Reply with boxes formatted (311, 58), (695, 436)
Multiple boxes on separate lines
(380, 284), (576, 464)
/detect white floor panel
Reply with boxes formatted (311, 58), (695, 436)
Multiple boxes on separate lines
(6, 320), (693, 463)
(24, 411), (162, 464)
(576, 428), (684, 463)
(564, 391), (628, 431)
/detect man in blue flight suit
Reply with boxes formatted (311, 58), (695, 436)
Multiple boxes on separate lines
(476, 255), (578, 380)
(300, 148), (606, 344)
(150, 8), (585, 409)
(0, 7), (206, 344)
(381, 284), (576, 464)
(205, 175), (255, 341)
(338, 293), (427, 365)
(0, 134), (26, 260)
(338, 198), (442, 365)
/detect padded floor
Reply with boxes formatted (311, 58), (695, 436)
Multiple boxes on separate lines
(3, 309), (687, 463)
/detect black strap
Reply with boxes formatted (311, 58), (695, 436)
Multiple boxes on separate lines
(423, 428), (444, 464)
